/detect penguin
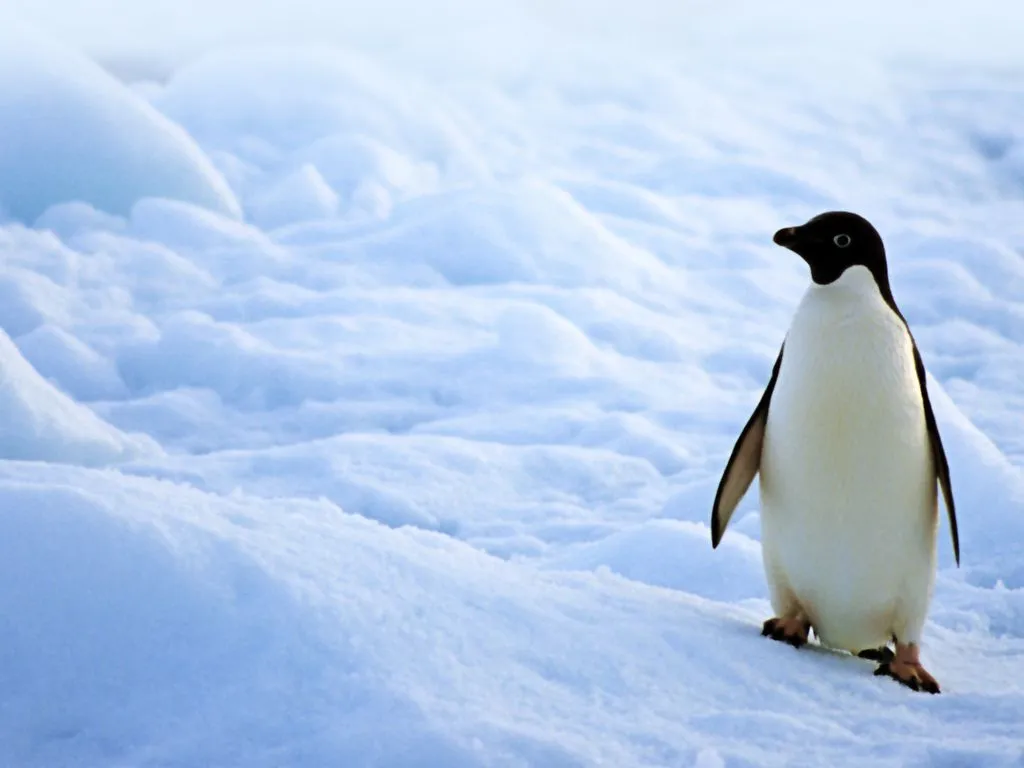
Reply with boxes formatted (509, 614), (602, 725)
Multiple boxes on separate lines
(711, 211), (959, 694)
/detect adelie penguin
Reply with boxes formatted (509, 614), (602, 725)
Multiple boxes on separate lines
(711, 211), (959, 694)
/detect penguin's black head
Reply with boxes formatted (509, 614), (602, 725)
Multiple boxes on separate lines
(773, 211), (888, 287)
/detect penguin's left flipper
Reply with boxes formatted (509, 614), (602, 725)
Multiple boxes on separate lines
(912, 345), (960, 566)
(711, 346), (784, 547)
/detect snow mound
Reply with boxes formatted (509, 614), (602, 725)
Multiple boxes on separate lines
(16, 324), (129, 402)
(128, 199), (288, 281)
(130, 433), (667, 541)
(247, 164), (340, 229)
(0, 224), (81, 288)
(548, 519), (766, 602)
(0, 463), (1021, 768)
(0, 22), (240, 222)
(0, 268), (72, 339)
(34, 202), (127, 240)
(929, 379), (1024, 587)
(129, 198), (278, 254)
(420, 405), (690, 476)
(351, 181), (678, 290)
(0, 473), (477, 767)
(117, 310), (339, 409)
(156, 46), (485, 185)
(0, 329), (156, 465)
(295, 134), (441, 203)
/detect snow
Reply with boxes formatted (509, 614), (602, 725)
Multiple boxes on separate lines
(1, 463), (1022, 767)
(16, 324), (129, 402)
(247, 164), (341, 229)
(0, 329), (156, 466)
(0, 3), (1023, 766)
(0, 21), (240, 223)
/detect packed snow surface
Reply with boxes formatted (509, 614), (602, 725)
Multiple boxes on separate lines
(1, 3), (1023, 766)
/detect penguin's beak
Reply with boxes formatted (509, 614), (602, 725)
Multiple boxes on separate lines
(773, 226), (800, 249)
(773, 225), (817, 264)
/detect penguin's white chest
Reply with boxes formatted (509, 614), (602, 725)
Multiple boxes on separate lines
(760, 267), (937, 651)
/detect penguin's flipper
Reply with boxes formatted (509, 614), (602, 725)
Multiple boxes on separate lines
(912, 345), (960, 566)
(711, 346), (784, 548)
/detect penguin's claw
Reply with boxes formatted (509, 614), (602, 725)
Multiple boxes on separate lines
(761, 617), (810, 648)
(874, 663), (939, 693)
(873, 644), (940, 694)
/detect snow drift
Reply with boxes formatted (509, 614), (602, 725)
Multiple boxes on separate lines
(0, 328), (156, 465)
(0, 22), (240, 223)
(0, 463), (1021, 768)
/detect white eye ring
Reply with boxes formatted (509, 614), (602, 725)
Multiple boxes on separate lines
(833, 233), (852, 248)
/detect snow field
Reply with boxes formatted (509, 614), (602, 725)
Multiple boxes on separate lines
(0, 8), (1022, 766)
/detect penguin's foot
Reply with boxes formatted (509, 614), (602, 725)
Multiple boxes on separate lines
(874, 643), (940, 694)
(857, 646), (895, 663)
(761, 616), (811, 648)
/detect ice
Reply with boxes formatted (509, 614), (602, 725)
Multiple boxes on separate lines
(0, 21), (240, 223)
(0, 2), (1023, 765)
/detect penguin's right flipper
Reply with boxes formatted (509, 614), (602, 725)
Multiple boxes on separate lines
(711, 345), (784, 548)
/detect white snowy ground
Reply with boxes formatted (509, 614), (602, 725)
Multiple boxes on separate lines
(1, 2), (1024, 766)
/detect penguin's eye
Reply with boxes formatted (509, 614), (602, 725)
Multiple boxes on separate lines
(833, 233), (852, 248)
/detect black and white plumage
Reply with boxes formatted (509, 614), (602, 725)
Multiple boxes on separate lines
(711, 211), (958, 693)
